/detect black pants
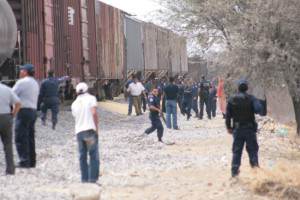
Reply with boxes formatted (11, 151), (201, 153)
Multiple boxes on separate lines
(232, 128), (259, 177)
(0, 114), (15, 174)
(144, 115), (163, 138)
(199, 96), (211, 119)
(15, 109), (37, 167)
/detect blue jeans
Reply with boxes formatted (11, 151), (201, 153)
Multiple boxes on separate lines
(165, 100), (178, 129)
(15, 108), (37, 167)
(232, 128), (259, 176)
(182, 99), (192, 116)
(41, 102), (59, 125)
(128, 95), (133, 115)
(77, 130), (100, 182)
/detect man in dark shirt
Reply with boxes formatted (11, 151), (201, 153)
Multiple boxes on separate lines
(226, 79), (263, 178)
(182, 78), (193, 120)
(162, 76), (179, 130)
(40, 69), (68, 129)
(209, 82), (218, 118)
(144, 88), (164, 142)
(198, 75), (211, 120)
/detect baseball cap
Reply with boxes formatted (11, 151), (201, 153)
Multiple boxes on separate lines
(237, 79), (248, 87)
(76, 82), (88, 94)
(178, 76), (183, 80)
(19, 63), (34, 74)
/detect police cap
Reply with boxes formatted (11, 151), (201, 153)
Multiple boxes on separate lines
(184, 78), (189, 82)
(161, 75), (167, 79)
(237, 78), (248, 87)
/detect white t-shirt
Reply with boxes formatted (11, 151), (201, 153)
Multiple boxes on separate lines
(71, 93), (98, 134)
(12, 76), (39, 109)
(127, 82), (145, 96)
(0, 83), (20, 114)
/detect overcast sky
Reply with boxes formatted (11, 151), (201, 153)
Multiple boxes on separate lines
(99, 0), (162, 21)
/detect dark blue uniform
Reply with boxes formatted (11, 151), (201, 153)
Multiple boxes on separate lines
(125, 79), (134, 115)
(209, 87), (217, 117)
(192, 83), (199, 116)
(161, 80), (168, 113)
(144, 94), (163, 139)
(226, 91), (263, 177)
(40, 76), (67, 127)
(141, 82), (150, 112)
(199, 80), (211, 119)
(181, 84), (193, 119)
(177, 82), (184, 112)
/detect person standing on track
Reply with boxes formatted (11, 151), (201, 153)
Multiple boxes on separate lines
(144, 87), (164, 142)
(141, 78), (150, 112)
(127, 75), (146, 116)
(226, 79), (263, 178)
(198, 75), (211, 120)
(12, 63), (39, 168)
(0, 72), (21, 175)
(162, 76), (179, 130)
(71, 82), (100, 183)
(40, 69), (69, 129)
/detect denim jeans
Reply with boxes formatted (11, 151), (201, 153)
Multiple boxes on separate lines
(41, 102), (59, 125)
(77, 130), (100, 183)
(15, 108), (37, 167)
(165, 100), (178, 129)
(128, 95), (133, 115)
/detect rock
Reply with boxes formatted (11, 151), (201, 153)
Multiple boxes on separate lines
(69, 183), (101, 200)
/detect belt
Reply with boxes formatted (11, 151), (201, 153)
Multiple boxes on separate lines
(20, 108), (36, 111)
(45, 96), (59, 98)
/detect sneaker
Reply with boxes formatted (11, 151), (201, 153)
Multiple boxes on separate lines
(173, 128), (180, 130)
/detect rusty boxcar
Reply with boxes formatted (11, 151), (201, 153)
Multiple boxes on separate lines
(3, 0), (188, 100)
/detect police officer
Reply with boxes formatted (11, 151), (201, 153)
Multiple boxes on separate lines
(153, 77), (162, 101)
(209, 82), (218, 118)
(160, 75), (168, 113)
(181, 78), (193, 120)
(141, 78), (150, 112)
(198, 75), (211, 120)
(226, 79), (264, 178)
(40, 69), (69, 129)
(191, 78), (199, 118)
(144, 87), (164, 142)
(177, 76), (184, 113)
(125, 76), (134, 115)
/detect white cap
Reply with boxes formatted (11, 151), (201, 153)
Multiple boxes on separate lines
(76, 82), (88, 94)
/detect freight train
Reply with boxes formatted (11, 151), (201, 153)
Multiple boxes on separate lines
(0, 0), (188, 99)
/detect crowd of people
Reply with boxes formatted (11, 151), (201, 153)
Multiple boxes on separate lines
(0, 62), (266, 184)
(125, 74), (219, 142)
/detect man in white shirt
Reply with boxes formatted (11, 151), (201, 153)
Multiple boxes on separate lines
(127, 76), (146, 116)
(12, 63), (39, 168)
(71, 82), (99, 183)
(0, 72), (21, 174)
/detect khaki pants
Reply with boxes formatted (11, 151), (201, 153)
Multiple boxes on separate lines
(132, 95), (142, 115)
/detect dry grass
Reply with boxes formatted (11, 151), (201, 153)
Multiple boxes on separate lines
(248, 164), (300, 199)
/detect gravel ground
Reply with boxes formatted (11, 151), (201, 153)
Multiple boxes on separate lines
(0, 102), (295, 200)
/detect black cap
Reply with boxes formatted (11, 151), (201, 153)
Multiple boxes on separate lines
(48, 69), (54, 76)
